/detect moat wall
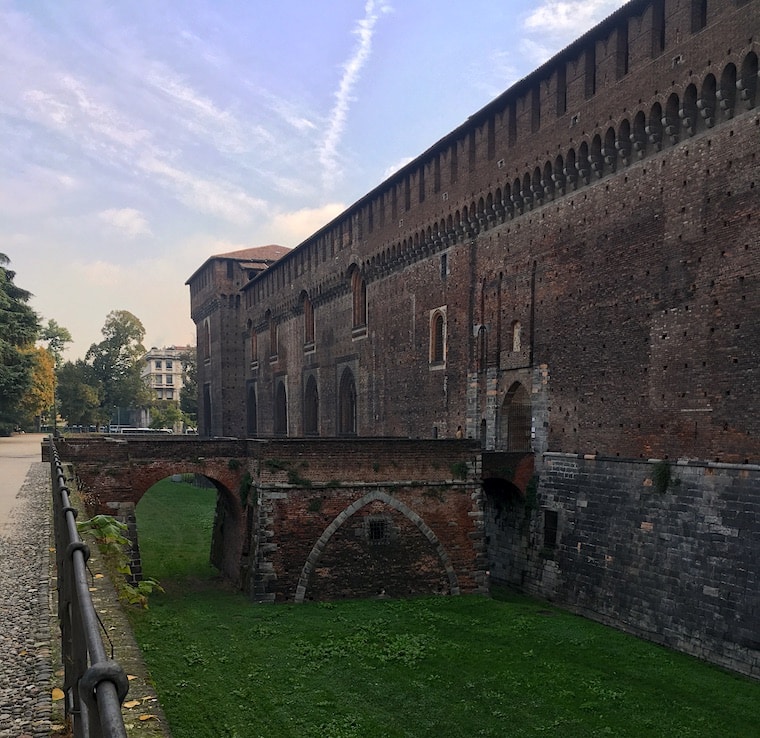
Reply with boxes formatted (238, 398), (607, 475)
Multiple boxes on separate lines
(485, 455), (760, 679)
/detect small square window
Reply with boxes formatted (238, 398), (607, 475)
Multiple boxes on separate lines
(366, 516), (392, 544)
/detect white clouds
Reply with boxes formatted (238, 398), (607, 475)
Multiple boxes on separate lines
(523, 1), (627, 56)
(146, 66), (254, 153)
(79, 260), (125, 287)
(319, 0), (392, 192)
(137, 155), (266, 224)
(383, 156), (414, 180)
(524, 0), (622, 37)
(269, 203), (347, 246)
(99, 208), (152, 237)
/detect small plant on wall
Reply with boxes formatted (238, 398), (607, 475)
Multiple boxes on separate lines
(652, 460), (672, 494)
(77, 515), (163, 608)
(239, 471), (253, 506)
(450, 461), (468, 480)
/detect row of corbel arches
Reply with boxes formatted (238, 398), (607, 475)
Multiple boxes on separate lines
(367, 53), (758, 275)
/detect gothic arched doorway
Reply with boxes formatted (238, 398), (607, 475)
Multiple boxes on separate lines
(338, 368), (357, 436)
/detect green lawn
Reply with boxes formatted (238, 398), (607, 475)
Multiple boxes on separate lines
(130, 480), (760, 738)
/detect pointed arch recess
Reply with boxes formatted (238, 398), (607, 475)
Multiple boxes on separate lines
(294, 489), (460, 603)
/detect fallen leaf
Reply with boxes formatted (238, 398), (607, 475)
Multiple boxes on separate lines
(52, 687), (65, 701)
(127, 674), (138, 681)
(94, 573), (104, 579)
(123, 699), (141, 708)
(139, 714), (158, 721)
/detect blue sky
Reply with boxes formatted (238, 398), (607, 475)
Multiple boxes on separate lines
(1, 0), (628, 359)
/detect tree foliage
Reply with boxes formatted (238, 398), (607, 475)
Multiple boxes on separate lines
(179, 349), (198, 421)
(57, 360), (103, 427)
(86, 310), (151, 416)
(0, 254), (39, 430)
(40, 318), (73, 368)
(18, 346), (55, 424)
(148, 400), (184, 430)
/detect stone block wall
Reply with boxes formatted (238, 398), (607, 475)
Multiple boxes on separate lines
(487, 454), (760, 678)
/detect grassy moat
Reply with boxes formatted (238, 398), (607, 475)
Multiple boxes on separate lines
(128, 479), (760, 737)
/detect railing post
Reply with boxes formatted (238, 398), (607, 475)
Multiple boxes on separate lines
(48, 437), (129, 738)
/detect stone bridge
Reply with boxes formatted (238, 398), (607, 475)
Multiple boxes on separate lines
(50, 437), (532, 602)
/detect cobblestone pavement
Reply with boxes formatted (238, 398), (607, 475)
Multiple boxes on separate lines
(0, 462), (53, 738)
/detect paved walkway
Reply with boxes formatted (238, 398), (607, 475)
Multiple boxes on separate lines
(0, 437), (53, 738)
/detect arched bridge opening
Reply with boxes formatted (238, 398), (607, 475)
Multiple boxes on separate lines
(480, 452), (536, 590)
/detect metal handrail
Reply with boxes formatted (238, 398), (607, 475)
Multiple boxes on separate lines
(49, 437), (129, 738)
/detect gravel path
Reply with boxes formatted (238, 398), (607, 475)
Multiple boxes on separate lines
(0, 462), (53, 738)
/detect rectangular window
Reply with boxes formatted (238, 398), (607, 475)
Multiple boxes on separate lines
(584, 46), (596, 98)
(155, 360), (162, 370)
(616, 23), (629, 78)
(166, 390), (173, 400)
(166, 375), (173, 385)
(556, 64), (567, 116)
(166, 360), (173, 370)
(544, 509), (559, 549)
(691, 0), (707, 32)
(651, 0), (665, 57)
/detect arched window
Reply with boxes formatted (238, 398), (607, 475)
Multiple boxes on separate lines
(500, 382), (532, 452)
(302, 293), (315, 348)
(477, 325), (487, 372)
(201, 319), (211, 363)
(304, 375), (319, 436)
(430, 309), (446, 364)
(338, 368), (357, 436)
(246, 383), (257, 437)
(273, 380), (287, 436)
(250, 330), (258, 366)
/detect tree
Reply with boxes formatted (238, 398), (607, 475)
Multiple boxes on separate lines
(148, 400), (184, 431)
(37, 318), (73, 431)
(40, 319), (73, 368)
(179, 350), (198, 424)
(18, 346), (55, 429)
(57, 360), (103, 428)
(86, 310), (151, 420)
(0, 254), (39, 431)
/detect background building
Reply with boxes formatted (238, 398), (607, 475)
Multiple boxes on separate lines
(138, 345), (195, 430)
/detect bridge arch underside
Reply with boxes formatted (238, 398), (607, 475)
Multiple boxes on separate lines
(482, 477), (532, 590)
(76, 460), (246, 587)
(295, 491), (459, 603)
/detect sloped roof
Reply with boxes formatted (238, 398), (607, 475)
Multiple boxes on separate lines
(186, 244), (290, 284)
(214, 245), (290, 261)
